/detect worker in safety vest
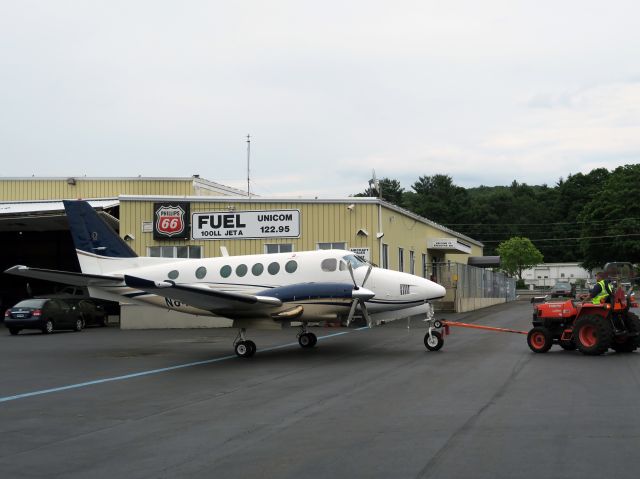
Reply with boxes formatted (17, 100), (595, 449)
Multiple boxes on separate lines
(589, 272), (614, 304)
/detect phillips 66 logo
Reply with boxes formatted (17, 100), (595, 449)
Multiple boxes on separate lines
(154, 203), (190, 239)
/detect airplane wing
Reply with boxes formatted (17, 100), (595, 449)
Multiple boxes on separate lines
(124, 275), (282, 313)
(4, 265), (124, 286)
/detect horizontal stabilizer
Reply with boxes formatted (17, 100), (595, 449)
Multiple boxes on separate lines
(124, 275), (282, 313)
(4, 265), (124, 286)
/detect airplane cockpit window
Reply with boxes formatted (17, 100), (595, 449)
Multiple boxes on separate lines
(168, 270), (179, 280)
(342, 254), (367, 269)
(195, 266), (207, 279)
(321, 258), (337, 272)
(339, 260), (347, 271)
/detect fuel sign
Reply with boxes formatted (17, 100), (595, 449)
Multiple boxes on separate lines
(192, 210), (300, 240)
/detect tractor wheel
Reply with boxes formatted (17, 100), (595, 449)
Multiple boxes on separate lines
(611, 312), (640, 353)
(574, 314), (613, 355)
(527, 327), (553, 353)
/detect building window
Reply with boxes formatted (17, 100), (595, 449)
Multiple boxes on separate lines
(398, 248), (404, 272)
(265, 244), (293, 254)
(148, 246), (202, 258)
(317, 242), (346, 250)
(409, 251), (415, 275)
(422, 253), (427, 278)
(382, 244), (389, 269)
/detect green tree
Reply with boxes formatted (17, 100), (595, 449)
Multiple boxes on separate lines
(354, 178), (405, 206)
(496, 237), (544, 279)
(405, 174), (470, 224)
(578, 164), (640, 270)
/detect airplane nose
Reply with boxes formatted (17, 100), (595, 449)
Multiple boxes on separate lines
(422, 278), (446, 300)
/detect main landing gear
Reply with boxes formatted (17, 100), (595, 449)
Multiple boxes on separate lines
(233, 323), (319, 358)
(234, 328), (256, 358)
(297, 322), (317, 348)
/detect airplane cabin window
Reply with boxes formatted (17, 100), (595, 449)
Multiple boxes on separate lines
(268, 262), (280, 275)
(195, 266), (207, 279)
(236, 264), (248, 277)
(168, 270), (179, 280)
(220, 265), (232, 278)
(252, 263), (264, 276)
(321, 258), (337, 272)
(285, 260), (298, 273)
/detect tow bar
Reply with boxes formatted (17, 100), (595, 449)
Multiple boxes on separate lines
(424, 317), (528, 351)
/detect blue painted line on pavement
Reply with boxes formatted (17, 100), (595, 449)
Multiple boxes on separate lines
(0, 329), (359, 404)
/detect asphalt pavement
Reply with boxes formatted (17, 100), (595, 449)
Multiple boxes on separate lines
(1, 301), (640, 479)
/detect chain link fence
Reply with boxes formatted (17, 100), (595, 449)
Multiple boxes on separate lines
(430, 262), (516, 311)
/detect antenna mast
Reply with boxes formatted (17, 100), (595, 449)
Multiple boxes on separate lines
(246, 134), (251, 198)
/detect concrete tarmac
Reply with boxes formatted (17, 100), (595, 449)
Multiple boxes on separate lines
(1, 301), (640, 479)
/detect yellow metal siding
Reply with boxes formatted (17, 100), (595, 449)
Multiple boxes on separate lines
(379, 207), (484, 273)
(121, 200), (380, 258)
(120, 199), (482, 272)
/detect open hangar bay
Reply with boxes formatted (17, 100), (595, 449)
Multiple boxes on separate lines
(1, 301), (640, 479)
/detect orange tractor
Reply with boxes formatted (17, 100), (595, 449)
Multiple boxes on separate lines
(528, 284), (639, 355)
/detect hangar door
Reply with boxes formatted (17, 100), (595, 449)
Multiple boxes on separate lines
(0, 200), (120, 311)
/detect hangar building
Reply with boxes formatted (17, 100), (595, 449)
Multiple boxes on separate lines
(0, 176), (505, 328)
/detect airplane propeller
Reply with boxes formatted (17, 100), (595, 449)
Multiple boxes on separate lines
(346, 262), (375, 328)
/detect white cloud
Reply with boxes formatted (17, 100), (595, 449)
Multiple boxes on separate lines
(0, 1), (639, 196)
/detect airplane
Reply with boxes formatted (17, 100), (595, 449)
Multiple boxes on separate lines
(5, 200), (447, 357)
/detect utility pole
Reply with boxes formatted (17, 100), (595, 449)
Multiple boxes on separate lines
(246, 134), (251, 198)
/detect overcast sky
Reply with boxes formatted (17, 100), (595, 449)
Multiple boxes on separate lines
(1, 1), (638, 197)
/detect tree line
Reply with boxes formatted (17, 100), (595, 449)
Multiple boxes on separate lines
(354, 164), (640, 270)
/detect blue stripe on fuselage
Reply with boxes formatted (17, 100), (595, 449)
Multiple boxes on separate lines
(257, 282), (354, 302)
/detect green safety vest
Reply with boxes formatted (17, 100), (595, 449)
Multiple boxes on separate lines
(592, 280), (612, 304)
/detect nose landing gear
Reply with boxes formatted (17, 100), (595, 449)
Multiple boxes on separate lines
(423, 304), (445, 351)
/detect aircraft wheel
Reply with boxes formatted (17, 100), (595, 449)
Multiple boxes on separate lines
(298, 333), (315, 348)
(424, 331), (444, 351)
(245, 340), (257, 357)
(235, 341), (254, 358)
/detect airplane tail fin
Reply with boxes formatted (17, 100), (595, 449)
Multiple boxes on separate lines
(63, 200), (138, 274)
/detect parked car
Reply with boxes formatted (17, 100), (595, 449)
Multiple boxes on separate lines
(4, 298), (84, 335)
(549, 281), (576, 298)
(77, 299), (109, 327)
(36, 286), (119, 316)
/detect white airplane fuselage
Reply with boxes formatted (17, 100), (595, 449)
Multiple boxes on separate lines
(80, 249), (445, 321)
